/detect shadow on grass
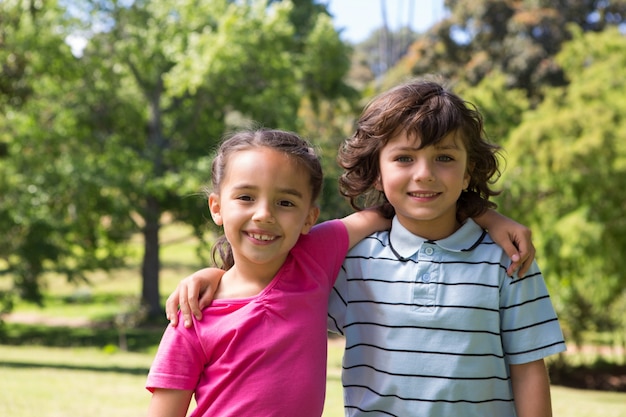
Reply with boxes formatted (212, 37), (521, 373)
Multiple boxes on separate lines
(550, 359), (626, 392)
(0, 322), (164, 352)
(0, 360), (149, 376)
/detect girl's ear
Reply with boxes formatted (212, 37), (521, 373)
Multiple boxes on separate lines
(301, 206), (320, 235)
(208, 193), (223, 226)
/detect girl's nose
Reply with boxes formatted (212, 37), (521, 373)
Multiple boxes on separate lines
(252, 201), (275, 223)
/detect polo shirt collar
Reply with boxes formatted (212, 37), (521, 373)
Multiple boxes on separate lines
(389, 217), (426, 260)
(389, 217), (486, 259)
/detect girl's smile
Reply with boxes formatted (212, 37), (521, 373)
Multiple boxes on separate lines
(246, 232), (278, 242)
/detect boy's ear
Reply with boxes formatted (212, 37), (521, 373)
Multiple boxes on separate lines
(208, 193), (223, 226)
(463, 170), (471, 191)
(464, 160), (474, 190)
(374, 176), (383, 191)
(301, 206), (320, 235)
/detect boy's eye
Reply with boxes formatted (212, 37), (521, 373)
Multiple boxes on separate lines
(237, 195), (254, 201)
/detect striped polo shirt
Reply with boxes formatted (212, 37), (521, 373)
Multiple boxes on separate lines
(327, 217), (566, 417)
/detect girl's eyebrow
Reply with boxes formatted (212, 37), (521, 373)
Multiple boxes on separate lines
(231, 184), (305, 199)
(277, 188), (305, 199)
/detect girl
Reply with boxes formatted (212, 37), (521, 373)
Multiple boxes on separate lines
(146, 129), (389, 417)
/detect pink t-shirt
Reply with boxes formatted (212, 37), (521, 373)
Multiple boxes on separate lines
(146, 220), (348, 417)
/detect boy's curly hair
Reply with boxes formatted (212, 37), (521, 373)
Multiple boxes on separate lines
(338, 78), (501, 220)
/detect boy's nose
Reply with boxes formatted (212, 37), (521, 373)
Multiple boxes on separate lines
(413, 159), (435, 182)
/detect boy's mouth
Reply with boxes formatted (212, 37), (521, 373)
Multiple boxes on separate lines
(408, 191), (439, 198)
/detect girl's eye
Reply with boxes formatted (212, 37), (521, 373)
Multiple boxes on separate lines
(395, 155), (413, 163)
(437, 155), (453, 162)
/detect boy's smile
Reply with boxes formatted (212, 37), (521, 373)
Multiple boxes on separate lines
(377, 130), (470, 240)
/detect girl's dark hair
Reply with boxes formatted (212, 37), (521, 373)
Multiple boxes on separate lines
(209, 128), (323, 270)
(338, 78), (501, 220)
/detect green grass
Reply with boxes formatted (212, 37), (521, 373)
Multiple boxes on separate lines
(0, 344), (154, 417)
(551, 386), (626, 417)
(6, 265), (194, 324)
(0, 342), (625, 417)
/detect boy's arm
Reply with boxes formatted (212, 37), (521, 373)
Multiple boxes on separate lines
(510, 359), (553, 417)
(165, 268), (225, 327)
(340, 208), (392, 249)
(147, 388), (193, 417)
(473, 209), (535, 277)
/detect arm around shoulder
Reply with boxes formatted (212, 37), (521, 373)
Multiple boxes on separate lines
(165, 267), (226, 328)
(473, 209), (535, 277)
(340, 208), (391, 249)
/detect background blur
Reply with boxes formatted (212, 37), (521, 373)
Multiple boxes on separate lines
(1, 0), (625, 414)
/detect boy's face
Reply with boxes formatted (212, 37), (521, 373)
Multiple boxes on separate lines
(209, 147), (319, 277)
(376, 131), (470, 240)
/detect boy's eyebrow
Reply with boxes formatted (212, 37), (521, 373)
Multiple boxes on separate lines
(434, 143), (462, 150)
(392, 143), (462, 152)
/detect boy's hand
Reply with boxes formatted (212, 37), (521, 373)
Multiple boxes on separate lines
(165, 268), (225, 328)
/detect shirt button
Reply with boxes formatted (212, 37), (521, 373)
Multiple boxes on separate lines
(422, 274), (430, 282)
(424, 247), (434, 255)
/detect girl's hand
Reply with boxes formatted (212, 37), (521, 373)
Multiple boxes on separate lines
(473, 210), (535, 277)
(165, 268), (225, 328)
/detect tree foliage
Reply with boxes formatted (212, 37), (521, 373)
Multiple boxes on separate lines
(0, 0), (354, 317)
(0, 1), (131, 308)
(497, 26), (626, 342)
(398, 0), (626, 103)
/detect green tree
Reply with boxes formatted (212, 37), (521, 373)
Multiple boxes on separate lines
(456, 72), (530, 144)
(498, 26), (626, 343)
(1, 0), (355, 317)
(398, 0), (626, 103)
(0, 0), (131, 311)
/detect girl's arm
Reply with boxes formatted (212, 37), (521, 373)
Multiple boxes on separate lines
(510, 359), (553, 417)
(147, 388), (193, 417)
(166, 209), (391, 328)
(473, 209), (535, 277)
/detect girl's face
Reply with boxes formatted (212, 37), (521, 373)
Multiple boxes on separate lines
(376, 130), (470, 240)
(209, 147), (319, 279)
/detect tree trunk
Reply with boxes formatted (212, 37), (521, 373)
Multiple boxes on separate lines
(141, 195), (162, 318)
(140, 79), (165, 319)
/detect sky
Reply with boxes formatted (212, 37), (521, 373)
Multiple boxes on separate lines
(325, 0), (447, 43)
